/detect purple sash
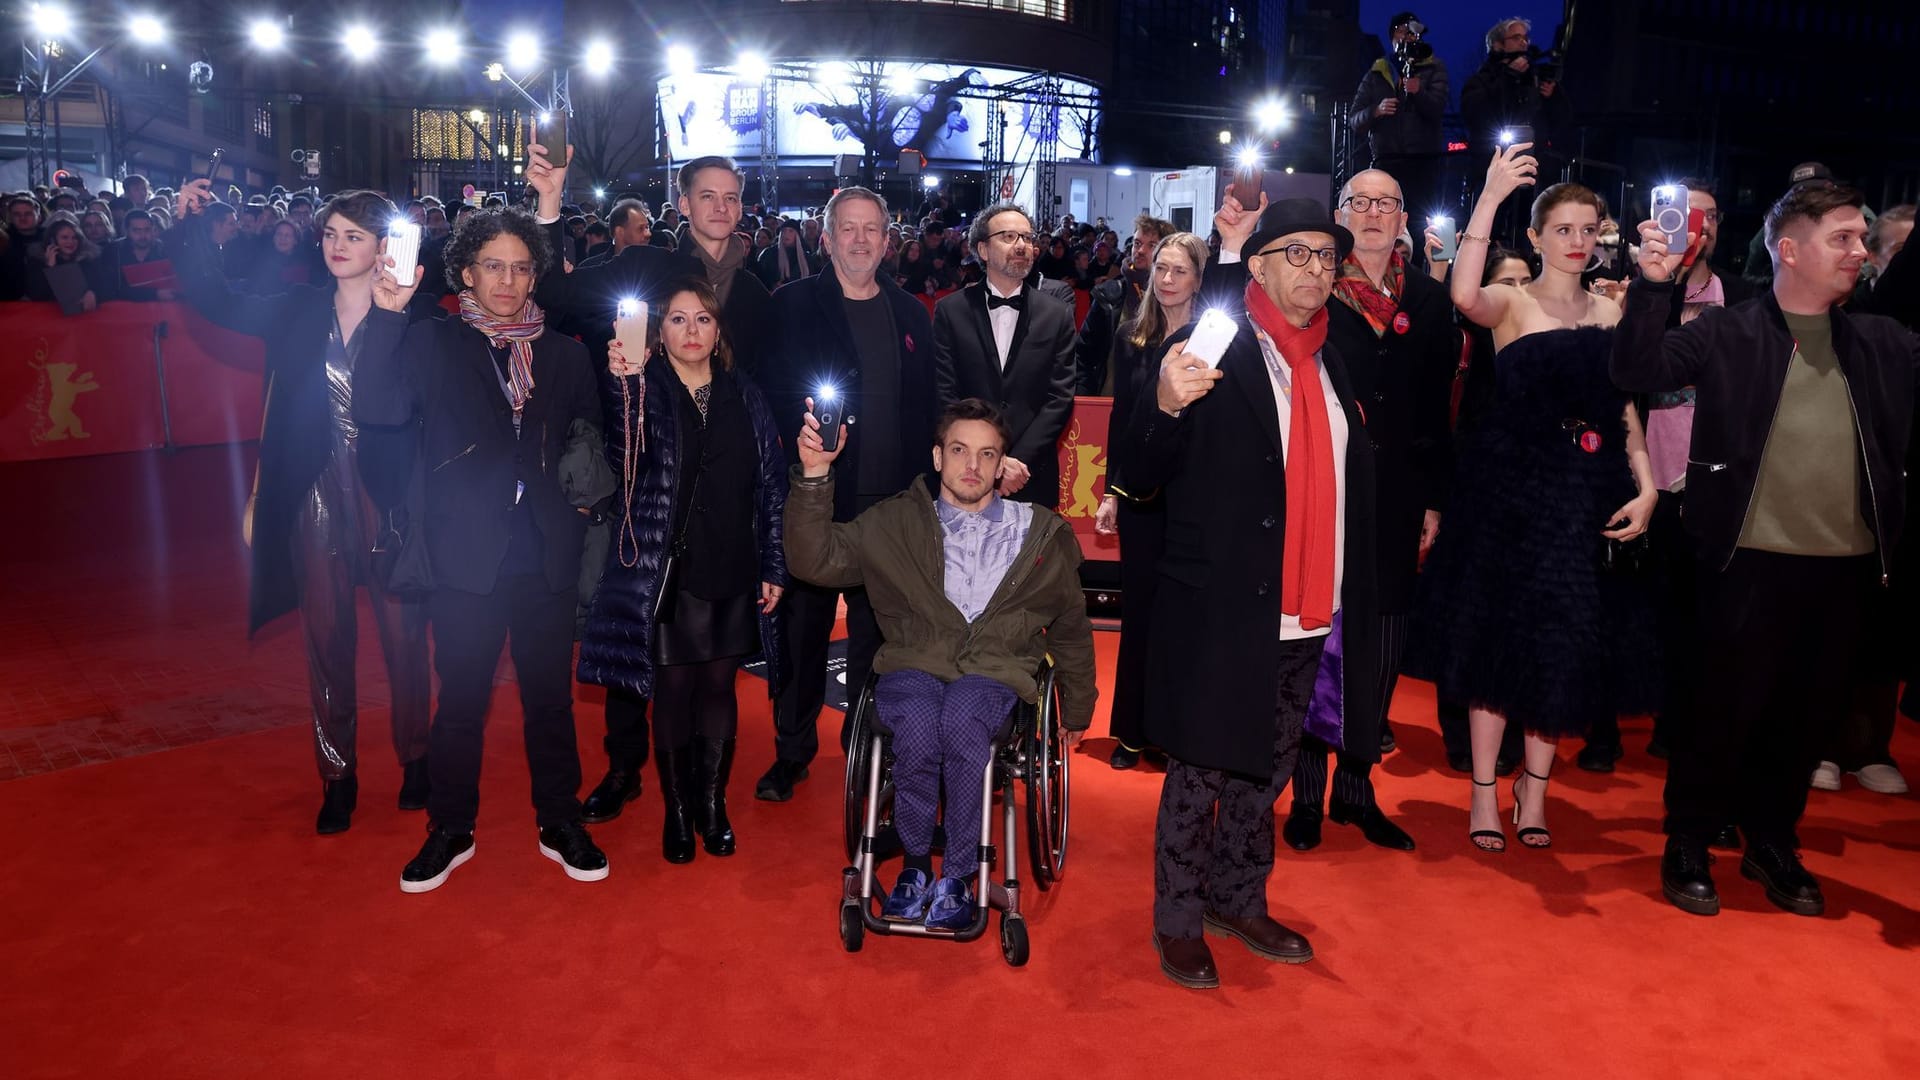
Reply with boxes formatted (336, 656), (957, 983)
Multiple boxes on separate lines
(1304, 610), (1344, 747)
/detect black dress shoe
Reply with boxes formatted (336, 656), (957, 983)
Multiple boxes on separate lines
(754, 758), (809, 802)
(1109, 744), (1142, 770)
(316, 775), (357, 835)
(1329, 800), (1416, 851)
(1282, 802), (1323, 851)
(1152, 932), (1220, 989)
(1709, 824), (1742, 851)
(1576, 741), (1621, 773)
(397, 758), (431, 812)
(581, 768), (641, 824)
(1660, 835), (1719, 916)
(1446, 750), (1472, 774)
(1202, 911), (1313, 964)
(1740, 839), (1825, 916)
(1379, 724), (1397, 754)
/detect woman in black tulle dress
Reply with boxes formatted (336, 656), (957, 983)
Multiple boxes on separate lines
(1417, 148), (1661, 851)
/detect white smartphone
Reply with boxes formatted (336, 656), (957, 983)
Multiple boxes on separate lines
(1183, 308), (1239, 369)
(1430, 215), (1458, 261)
(386, 220), (421, 286)
(613, 298), (648, 358)
(1652, 184), (1691, 256)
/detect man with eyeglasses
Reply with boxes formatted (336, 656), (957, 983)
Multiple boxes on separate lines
(1461, 16), (1574, 243)
(932, 201), (1079, 509)
(1351, 12), (1450, 220)
(1125, 196), (1382, 988)
(1234, 169), (1455, 856)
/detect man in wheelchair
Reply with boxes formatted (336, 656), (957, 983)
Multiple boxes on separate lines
(786, 397), (1096, 930)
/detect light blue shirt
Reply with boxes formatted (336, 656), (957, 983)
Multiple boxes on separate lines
(932, 494), (1033, 623)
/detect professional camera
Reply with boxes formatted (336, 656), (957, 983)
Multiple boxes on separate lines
(1531, 48), (1562, 84)
(1393, 20), (1434, 87)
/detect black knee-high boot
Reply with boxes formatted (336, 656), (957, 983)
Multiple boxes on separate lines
(657, 743), (697, 864)
(695, 737), (736, 856)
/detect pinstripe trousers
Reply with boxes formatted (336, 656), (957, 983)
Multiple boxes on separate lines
(1291, 613), (1411, 809)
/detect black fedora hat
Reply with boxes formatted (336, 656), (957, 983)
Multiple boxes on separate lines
(1244, 197), (1354, 263)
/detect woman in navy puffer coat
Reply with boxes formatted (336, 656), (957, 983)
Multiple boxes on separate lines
(578, 279), (788, 864)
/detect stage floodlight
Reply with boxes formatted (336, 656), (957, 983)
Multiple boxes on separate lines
(29, 4), (72, 40)
(1217, 129), (1232, 145)
(247, 18), (286, 51)
(887, 68), (920, 97)
(341, 24), (378, 61)
(666, 44), (695, 76)
(423, 28), (462, 67)
(583, 40), (614, 76)
(817, 60), (853, 91)
(505, 31), (540, 72)
(1254, 98), (1289, 132)
(126, 14), (167, 45)
(736, 50), (769, 82)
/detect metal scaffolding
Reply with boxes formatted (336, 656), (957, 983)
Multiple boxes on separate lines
(759, 75), (779, 209)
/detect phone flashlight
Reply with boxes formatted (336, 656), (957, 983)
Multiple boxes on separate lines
(815, 385), (841, 453)
(616, 299), (640, 320)
(1498, 129), (1515, 146)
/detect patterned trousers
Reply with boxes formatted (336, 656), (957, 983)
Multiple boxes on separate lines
(1153, 637), (1326, 939)
(874, 670), (1018, 878)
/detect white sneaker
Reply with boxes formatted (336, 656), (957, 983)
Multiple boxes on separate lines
(1810, 761), (1843, 791)
(1852, 763), (1910, 795)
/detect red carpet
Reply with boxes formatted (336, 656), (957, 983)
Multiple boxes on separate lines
(2, 447), (1917, 1079)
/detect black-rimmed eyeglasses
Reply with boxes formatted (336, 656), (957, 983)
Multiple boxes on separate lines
(1253, 243), (1340, 269)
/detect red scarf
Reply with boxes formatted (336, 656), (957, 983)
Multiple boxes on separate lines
(1244, 278), (1337, 631)
(1331, 251), (1405, 336)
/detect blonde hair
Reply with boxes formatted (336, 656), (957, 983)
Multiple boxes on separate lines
(1126, 231), (1209, 350)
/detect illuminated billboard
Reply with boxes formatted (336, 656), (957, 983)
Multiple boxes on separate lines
(659, 61), (1099, 164)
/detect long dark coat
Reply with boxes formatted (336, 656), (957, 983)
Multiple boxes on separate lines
(1121, 315), (1384, 777)
(576, 361), (788, 700)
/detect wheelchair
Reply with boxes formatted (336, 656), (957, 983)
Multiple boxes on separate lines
(838, 660), (1070, 967)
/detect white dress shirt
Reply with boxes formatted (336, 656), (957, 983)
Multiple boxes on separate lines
(1251, 328), (1348, 641)
(986, 281), (1021, 370)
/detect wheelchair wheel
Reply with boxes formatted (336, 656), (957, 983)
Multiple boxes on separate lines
(1024, 668), (1070, 889)
(839, 901), (864, 953)
(842, 677), (878, 865)
(999, 912), (1030, 967)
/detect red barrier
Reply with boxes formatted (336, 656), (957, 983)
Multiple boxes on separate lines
(1057, 395), (1119, 563)
(1, 301), (265, 463)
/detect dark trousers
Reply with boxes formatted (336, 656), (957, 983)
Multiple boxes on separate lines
(602, 687), (650, 773)
(1153, 637), (1324, 939)
(775, 580), (881, 765)
(874, 670), (1017, 876)
(1290, 613), (1411, 809)
(426, 575), (584, 834)
(1664, 550), (1874, 844)
(1833, 585), (1901, 770)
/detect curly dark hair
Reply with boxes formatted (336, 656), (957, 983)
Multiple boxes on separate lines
(934, 398), (1013, 452)
(443, 207), (554, 293)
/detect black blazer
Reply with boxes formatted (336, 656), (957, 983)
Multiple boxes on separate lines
(1122, 314), (1383, 775)
(764, 267), (938, 522)
(932, 281), (1078, 509)
(353, 310), (601, 598)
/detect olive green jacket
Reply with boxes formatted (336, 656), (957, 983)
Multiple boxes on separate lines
(784, 469), (1098, 730)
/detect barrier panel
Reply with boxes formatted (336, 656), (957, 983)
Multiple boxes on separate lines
(2, 301), (265, 463)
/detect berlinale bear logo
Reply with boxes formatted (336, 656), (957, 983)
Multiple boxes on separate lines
(30, 343), (100, 443)
(1056, 416), (1107, 518)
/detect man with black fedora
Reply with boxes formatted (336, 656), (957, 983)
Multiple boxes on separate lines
(1123, 193), (1381, 989)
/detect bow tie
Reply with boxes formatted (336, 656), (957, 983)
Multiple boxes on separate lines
(987, 291), (1025, 311)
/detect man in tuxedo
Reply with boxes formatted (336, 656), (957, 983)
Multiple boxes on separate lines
(932, 203), (1078, 509)
(754, 186), (939, 802)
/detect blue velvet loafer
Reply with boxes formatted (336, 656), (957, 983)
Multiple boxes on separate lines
(923, 876), (975, 932)
(881, 868), (932, 922)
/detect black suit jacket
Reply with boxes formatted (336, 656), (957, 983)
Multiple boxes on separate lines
(353, 310), (601, 597)
(931, 281), (1078, 509)
(1122, 314), (1383, 773)
(765, 268), (938, 522)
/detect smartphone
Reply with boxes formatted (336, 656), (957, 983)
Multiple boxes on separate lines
(1503, 124), (1535, 148)
(1652, 184), (1691, 256)
(386, 219), (421, 286)
(1681, 206), (1708, 267)
(613, 298), (647, 360)
(539, 111), (568, 165)
(1231, 163), (1265, 210)
(206, 148), (225, 183)
(814, 386), (841, 453)
(1183, 308), (1239, 369)
(1430, 215), (1458, 261)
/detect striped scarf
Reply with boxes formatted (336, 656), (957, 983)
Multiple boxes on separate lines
(1330, 251), (1405, 337)
(458, 291), (545, 414)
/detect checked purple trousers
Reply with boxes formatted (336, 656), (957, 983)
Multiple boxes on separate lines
(873, 670), (1019, 877)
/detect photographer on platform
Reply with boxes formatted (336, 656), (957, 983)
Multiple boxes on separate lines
(1461, 17), (1574, 245)
(1350, 12), (1450, 216)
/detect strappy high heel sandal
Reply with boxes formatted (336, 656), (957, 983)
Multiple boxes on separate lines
(1512, 768), (1553, 849)
(1469, 778), (1506, 853)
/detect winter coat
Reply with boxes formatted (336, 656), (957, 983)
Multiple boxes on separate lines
(1350, 55), (1450, 160)
(783, 471), (1098, 730)
(576, 361), (789, 700)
